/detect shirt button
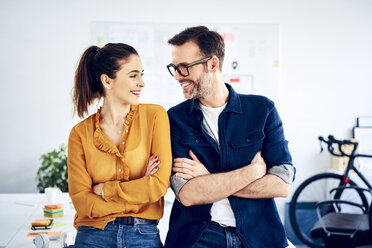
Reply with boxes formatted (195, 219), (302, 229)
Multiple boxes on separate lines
(118, 168), (122, 172)
(122, 141), (125, 145)
(110, 197), (114, 200)
(195, 139), (200, 144)
(125, 130), (128, 133)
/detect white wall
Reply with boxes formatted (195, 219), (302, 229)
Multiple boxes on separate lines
(0, 0), (371, 218)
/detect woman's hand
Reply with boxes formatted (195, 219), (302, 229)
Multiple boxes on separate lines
(93, 183), (104, 196)
(145, 154), (160, 176)
(92, 155), (159, 197)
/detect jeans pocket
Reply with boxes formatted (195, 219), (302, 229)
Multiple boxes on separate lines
(136, 223), (159, 236)
(75, 225), (116, 247)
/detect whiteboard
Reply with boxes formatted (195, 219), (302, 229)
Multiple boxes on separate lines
(353, 127), (372, 173)
(91, 23), (279, 110)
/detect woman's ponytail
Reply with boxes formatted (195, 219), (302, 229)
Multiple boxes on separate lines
(73, 46), (103, 118)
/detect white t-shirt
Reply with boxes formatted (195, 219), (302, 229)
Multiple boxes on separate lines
(200, 103), (236, 227)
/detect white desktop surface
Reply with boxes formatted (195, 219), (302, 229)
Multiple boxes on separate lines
(0, 190), (174, 248)
(0, 194), (43, 247)
(0, 193), (76, 248)
(0, 191), (294, 248)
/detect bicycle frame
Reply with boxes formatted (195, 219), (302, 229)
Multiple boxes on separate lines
(320, 135), (372, 206)
(350, 154), (372, 190)
(288, 135), (372, 248)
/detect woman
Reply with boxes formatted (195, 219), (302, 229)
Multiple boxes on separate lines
(68, 43), (172, 247)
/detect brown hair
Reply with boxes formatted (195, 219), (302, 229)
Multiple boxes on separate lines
(73, 43), (138, 118)
(168, 26), (225, 70)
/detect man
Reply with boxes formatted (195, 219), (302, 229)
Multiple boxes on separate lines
(164, 26), (295, 248)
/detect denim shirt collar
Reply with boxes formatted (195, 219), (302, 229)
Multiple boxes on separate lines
(187, 83), (242, 115)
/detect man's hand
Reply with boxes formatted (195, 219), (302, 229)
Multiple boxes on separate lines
(176, 151), (266, 206)
(93, 183), (104, 196)
(248, 151), (267, 180)
(173, 150), (210, 180)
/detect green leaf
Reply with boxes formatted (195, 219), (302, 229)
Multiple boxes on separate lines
(36, 144), (68, 193)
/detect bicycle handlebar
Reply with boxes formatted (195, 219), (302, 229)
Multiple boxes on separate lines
(318, 135), (359, 157)
(319, 135), (372, 158)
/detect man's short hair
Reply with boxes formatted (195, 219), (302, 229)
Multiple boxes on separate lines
(168, 26), (225, 70)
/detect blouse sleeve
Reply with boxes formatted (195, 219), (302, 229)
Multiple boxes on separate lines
(68, 127), (129, 218)
(102, 107), (172, 204)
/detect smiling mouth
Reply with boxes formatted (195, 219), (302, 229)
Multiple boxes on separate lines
(180, 81), (193, 89)
(131, 90), (141, 96)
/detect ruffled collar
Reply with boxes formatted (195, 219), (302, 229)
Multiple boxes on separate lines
(93, 105), (137, 156)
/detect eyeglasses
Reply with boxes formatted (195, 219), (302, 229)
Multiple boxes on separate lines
(166, 56), (212, 77)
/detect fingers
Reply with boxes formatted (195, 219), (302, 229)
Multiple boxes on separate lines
(253, 151), (265, 165)
(189, 150), (200, 162)
(251, 151), (262, 163)
(175, 172), (193, 180)
(148, 155), (158, 166)
(93, 183), (104, 195)
(172, 166), (194, 175)
(173, 160), (195, 178)
(148, 166), (159, 176)
(173, 161), (194, 171)
(174, 157), (194, 164)
(147, 155), (159, 169)
(249, 151), (266, 179)
(172, 157), (209, 178)
(146, 154), (160, 176)
(92, 185), (98, 195)
(174, 150), (200, 164)
(148, 160), (159, 171)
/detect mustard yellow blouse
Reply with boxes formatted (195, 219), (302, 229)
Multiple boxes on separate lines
(67, 104), (172, 229)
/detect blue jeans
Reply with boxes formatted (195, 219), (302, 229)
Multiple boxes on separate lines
(74, 221), (163, 248)
(193, 223), (244, 248)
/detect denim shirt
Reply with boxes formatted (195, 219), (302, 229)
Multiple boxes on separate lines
(164, 84), (294, 248)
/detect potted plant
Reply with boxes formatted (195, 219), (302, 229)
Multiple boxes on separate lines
(36, 144), (68, 193)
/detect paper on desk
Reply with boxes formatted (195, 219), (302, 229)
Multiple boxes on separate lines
(15, 202), (37, 207)
(27, 231), (62, 236)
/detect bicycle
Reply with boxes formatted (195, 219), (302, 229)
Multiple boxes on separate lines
(289, 135), (372, 248)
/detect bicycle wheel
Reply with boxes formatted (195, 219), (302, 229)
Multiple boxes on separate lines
(289, 173), (368, 248)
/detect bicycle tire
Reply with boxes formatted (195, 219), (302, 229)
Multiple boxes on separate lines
(289, 173), (368, 248)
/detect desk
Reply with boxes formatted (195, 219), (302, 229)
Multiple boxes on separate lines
(0, 191), (294, 248)
(0, 190), (174, 248)
(0, 193), (76, 248)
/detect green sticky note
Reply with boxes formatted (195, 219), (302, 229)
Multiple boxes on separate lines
(97, 36), (106, 47)
(52, 222), (67, 227)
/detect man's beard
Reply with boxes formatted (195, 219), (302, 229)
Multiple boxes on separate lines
(184, 73), (212, 100)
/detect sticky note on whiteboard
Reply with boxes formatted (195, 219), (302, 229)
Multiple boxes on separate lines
(229, 78), (240, 83)
(223, 74), (254, 94)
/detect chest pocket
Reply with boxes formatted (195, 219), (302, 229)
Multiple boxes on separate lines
(230, 130), (265, 167)
(181, 134), (210, 147)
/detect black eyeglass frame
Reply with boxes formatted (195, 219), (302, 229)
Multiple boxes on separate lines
(166, 56), (213, 77)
